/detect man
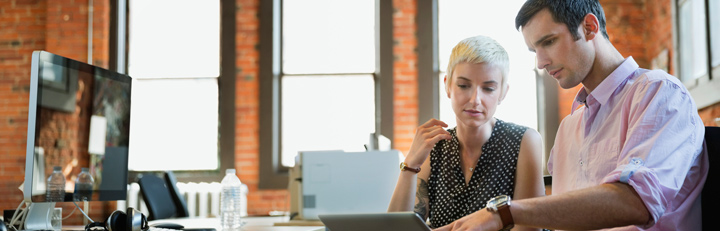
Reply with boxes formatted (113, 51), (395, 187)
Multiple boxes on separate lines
(436, 0), (708, 230)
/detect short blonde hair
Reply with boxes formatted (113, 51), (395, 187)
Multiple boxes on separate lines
(445, 35), (510, 95)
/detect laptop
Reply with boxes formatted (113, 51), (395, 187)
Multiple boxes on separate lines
(318, 212), (431, 231)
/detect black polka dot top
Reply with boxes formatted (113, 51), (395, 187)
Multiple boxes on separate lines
(427, 118), (528, 228)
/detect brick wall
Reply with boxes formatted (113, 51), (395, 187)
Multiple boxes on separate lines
(0, 0), (112, 225)
(392, 0), (418, 156)
(0, 0), (43, 209)
(233, 0), (291, 215)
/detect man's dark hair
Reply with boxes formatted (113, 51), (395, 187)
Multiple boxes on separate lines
(515, 0), (609, 41)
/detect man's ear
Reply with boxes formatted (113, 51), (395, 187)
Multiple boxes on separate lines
(582, 13), (600, 40)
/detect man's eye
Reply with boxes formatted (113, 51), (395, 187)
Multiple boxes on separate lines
(543, 39), (555, 46)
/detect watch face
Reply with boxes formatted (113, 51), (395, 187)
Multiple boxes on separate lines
(496, 195), (510, 204)
(487, 195), (510, 211)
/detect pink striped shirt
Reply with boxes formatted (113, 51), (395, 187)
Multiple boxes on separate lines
(548, 57), (708, 230)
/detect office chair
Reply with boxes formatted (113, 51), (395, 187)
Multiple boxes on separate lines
(702, 126), (719, 230)
(137, 173), (184, 220)
(164, 171), (190, 218)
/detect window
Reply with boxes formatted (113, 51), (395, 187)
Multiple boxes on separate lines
(126, 0), (222, 171)
(677, 0), (708, 82)
(675, 0), (720, 109)
(280, 0), (376, 167)
(259, 0), (394, 188)
(436, 0), (538, 130)
(710, 0), (720, 68)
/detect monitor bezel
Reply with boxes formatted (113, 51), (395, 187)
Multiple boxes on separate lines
(24, 50), (133, 202)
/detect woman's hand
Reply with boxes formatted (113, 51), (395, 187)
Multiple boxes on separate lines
(404, 119), (452, 168)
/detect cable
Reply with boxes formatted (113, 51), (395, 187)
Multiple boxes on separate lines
(72, 200), (95, 223)
(7, 200), (25, 231)
(8, 201), (29, 231)
(62, 201), (78, 220)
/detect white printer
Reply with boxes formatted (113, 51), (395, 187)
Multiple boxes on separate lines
(288, 150), (402, 220)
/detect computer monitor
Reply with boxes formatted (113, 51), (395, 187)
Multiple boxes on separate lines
(22, 50), (132, 229)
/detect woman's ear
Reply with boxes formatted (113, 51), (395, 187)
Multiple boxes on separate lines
(499, 84), (509, 105)
(444, 75), (451, 98)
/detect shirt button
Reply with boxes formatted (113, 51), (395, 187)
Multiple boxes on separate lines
(579, 160), (584, 166)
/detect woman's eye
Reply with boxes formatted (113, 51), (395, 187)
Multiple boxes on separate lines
(483, 87), (496, 92)
(457, 84), (469, 89)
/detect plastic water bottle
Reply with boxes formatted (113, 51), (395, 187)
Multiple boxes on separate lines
(74, 168), (94, 201)
(46, 166), (66, 202)
(220, 169), (242, 231)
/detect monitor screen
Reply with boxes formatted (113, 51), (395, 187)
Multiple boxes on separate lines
(24, 50), (132, 202)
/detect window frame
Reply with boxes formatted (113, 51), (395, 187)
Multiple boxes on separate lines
(675, 0), (720, 109)
(258, 0), (395, 189)
(110, 0), (235, 182)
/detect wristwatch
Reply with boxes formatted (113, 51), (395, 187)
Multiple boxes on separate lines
(486, 195), (514, 230)
(399, 162), (420, 173)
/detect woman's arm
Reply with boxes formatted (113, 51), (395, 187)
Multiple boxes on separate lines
(511, 129), (545, 231)
(387, 156), (432, 218)
(388, 119), (450, 220)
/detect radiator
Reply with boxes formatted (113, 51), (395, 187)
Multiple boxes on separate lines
(117, 182), (248, 218)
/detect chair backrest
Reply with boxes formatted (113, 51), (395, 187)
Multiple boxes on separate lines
(163, 171), (189, 218)
(137, 173), (178, 220)
(702, 126), (719, 229)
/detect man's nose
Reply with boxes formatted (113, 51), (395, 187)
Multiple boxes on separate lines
(536, 51), (550, 70)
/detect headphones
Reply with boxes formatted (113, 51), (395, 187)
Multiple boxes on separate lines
(85, 207), (148, 231)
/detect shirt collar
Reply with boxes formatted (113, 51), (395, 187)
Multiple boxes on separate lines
(570, 57), (639, 114)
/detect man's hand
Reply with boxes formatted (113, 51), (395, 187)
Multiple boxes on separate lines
(434, 209), (501, 231)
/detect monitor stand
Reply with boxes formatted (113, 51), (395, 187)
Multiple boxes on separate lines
(24, 202), (60, 230)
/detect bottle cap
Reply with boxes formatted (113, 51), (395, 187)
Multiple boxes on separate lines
(53, 166), (62, 171)
(226, 169), (236, 174)
(81, 167), (89, 172)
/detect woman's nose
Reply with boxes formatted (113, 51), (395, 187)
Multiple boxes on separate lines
(470, 87), (482, 105)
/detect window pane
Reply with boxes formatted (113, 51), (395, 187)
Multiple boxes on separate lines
(282, 0), (375, 74)
(679, 0), (708, 81)
(128, 0), (220, 78)
(129, 79), (219, 171)
(710, 0), (720, 67)
(281, 75), (375, 167)
(438, 0), (537, 130)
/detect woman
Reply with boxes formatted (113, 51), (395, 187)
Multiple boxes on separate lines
(388, 35), (545, 230)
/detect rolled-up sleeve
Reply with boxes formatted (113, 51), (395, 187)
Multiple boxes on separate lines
(599, 76), (705, 228)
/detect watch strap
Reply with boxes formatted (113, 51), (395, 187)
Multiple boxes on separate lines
(497, 203), (514, 230)
(400, 162), (421, 173)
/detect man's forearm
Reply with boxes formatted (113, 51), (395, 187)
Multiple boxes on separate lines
(511, 182), (651, 230)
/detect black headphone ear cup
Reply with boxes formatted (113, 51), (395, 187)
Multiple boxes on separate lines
(125, 207), (148, 231)
(106, 210), (127, 231)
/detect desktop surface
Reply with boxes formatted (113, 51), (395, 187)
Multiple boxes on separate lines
(149, 216), (324, 231)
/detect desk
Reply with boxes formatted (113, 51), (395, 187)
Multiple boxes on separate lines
(149, 216), (325, 231)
